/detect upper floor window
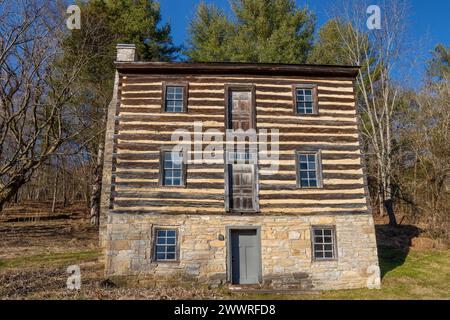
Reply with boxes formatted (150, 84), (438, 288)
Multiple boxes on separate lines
(296, 151), (323, 188)
(312, 226), (337, 261)
(163, 83), (187, 112)
(294, 85), (318, 115)
(160, 150), (186, 187)
(154, 228), (178, 261)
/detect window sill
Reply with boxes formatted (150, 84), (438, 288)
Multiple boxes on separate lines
(312, 259), (338, 263)
(159, 185), (188, 189)
(151, 260), (180, 265)
(294, 113), (320, 117)
(228, 210), (261, 215)
(162, 111), (188, 114)
(297, 187), (324, 190)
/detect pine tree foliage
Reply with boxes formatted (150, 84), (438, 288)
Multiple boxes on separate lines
(187, 0), (315, 63)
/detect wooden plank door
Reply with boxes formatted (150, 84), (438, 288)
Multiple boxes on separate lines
(230, 164), (256, 211)
(231, 229), (260, 285)
(229, 91), (252, 131)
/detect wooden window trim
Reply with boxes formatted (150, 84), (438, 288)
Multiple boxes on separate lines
(295, 150), (324, 189)
(310, 225), (338, 262)
(162, 82), (189, 113)
(158, 148), (187, 188)
(152, 227), (180, 263)
(292, 84), (319, 116)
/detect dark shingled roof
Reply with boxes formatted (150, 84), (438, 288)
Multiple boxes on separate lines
(116, 61), (360, 78)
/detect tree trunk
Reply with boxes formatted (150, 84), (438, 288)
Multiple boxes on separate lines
(384, 198), (397, 227)
(85, 180), (90, 208)
(63, 179), (67, 207)
(13, 192), (19, 204)
(72, 178), (76, 203)
(90, 143), (104, 226)
(51, 169), (58, 213)
(378, 186), (384, 217)
(0, 174), (28, 212)
(377, 159), (384, 217)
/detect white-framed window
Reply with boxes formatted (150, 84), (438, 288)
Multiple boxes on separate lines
(154, 229), (178, 261)
(165, 86), (184, 112)
(294, 84), (318, 115)
(296, 152), (322, 188)
(312, 226), (337, 260)
(161, 150), (185, 187)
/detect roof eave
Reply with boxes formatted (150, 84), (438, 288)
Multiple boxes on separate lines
(115, 62), (360, 78)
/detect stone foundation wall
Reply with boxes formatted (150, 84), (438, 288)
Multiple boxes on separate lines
(104, 213), (380, 290)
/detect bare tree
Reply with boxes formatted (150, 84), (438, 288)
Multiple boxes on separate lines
(0, 0), (87, 211)
(399, 79), (450, 236)
(329, 0), (412, 226)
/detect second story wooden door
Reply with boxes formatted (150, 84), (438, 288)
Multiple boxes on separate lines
(225, 86), (258, 213)
(230, 164), (256, 211)
(230, 91), (252, 130)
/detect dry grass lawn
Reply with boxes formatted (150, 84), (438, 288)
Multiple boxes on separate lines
(0, 202), (448, 300)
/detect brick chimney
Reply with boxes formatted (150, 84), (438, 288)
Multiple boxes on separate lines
(116, 43), (136, 62)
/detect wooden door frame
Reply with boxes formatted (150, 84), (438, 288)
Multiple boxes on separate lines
(224, 84), (259, 213)
(226, 226), (262, 285)
(224, 84), (256, 131)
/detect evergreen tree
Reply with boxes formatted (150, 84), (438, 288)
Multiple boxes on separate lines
(427, 44), (450, 81)
(105, 0), (178, 61)
(187, 2), (233, 62)
(307, 19), (351, 65)
(187, 0), (315, 63)
(61, 0), (179, 224)
(62, 0), (179, 161)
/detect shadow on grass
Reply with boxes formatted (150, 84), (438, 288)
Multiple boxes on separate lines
(375, 224), (421, 278)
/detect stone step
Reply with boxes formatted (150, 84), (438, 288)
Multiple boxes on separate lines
(228, 285), (320, 295)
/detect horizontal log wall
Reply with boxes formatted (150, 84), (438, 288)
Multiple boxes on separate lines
(110, 73), (368, 215)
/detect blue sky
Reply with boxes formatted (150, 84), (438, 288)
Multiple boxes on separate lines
(159, 0), (450, 86)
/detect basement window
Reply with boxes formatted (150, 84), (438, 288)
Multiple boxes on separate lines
(312, 227), (337, 261)
(154, 229), (178, 262)
(294, 85), (318, 115)
(163, 83), (188, 112)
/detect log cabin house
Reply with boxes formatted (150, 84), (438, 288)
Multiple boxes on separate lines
(99, 44), (380, 290)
